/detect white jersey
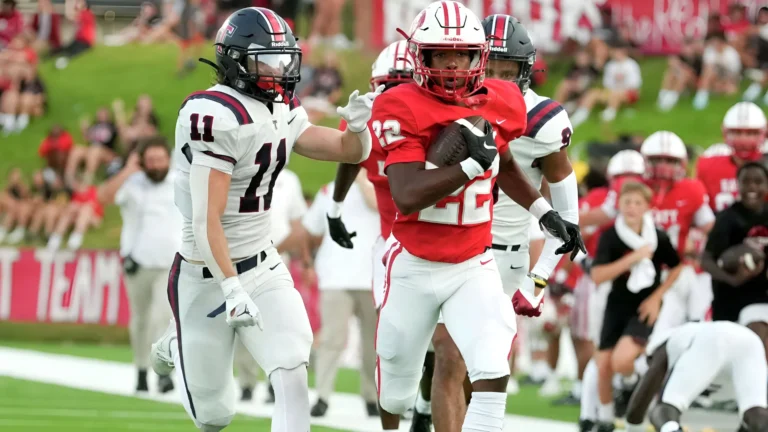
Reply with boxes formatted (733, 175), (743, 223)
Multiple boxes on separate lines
(173, 84), (312, 261)
(492, 89), (572, 245)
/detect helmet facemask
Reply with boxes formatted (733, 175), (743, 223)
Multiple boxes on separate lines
(410, 43), (489, 102)
(217, 44), (302, 103)
(486, 55), (534, 93)
(644, 155), (685, 189)
(723, 127), (766, 161)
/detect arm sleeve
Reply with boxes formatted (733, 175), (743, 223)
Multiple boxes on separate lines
(593, 228), (619, 266)
(532, 171), (579, 279)
(655, 231), (681, 268)
(180, 100), (245, 175)
(302, 187), (328, 237)
(373, 93), (426, 170)
(288, 97), (312, 147)
(704, 212), (733, 260)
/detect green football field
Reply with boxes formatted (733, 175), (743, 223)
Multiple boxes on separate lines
(2, 44), (749, 249)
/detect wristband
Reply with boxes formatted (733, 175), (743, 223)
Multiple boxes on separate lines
(328, 200), (343, 218)
(355, 127), (372, 162)
(459, 158), (484, 179)
(220, 276), (242, 297)
(528, 272), (548, 288)
(529, 197), (554, 220)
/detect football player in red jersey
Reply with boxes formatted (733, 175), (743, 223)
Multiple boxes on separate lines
(697, 101), (767, 212)
(371, 2), (584, 430)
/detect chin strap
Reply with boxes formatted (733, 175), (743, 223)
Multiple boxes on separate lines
(199, 57), (220, 73)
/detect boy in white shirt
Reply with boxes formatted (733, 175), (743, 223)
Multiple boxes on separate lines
(693, 31), (741, 110)
(571, 42), (642, 128)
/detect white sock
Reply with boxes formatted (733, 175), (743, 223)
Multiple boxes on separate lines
(634, 356), (648, 377)
(625, 423), (646, 432)
(744, 82), (763, 101)
(462, 392), (506, 432)
(7, 227), (25, 244)
(270, 366), (310, 432)
(530, 360), (552, 382)
(580, 359), (599, 420)
(47, 234), (62, 251)
(3, 114), (15, 131)
(601, 107), (617, 122)
(570, 108), (590, 127)
(597, 402), (614, 422)
(415, 390), (432, 415)
(16, 114), (29, 131)
(571, 379), (582, 398)
(67, 232), (84, 250)
(660, 420), (682, 432)
(622, 372), (638, 388)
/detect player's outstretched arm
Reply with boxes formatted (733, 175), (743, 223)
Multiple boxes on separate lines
(624, 345), (669, 430)
(294, 87), (383, 163)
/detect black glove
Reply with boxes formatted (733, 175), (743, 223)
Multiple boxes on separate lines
(327, 216), (357, 249)
(555, 220), (587, 261)
(539, 209), (571, 246)
(459, 119), (497, 171)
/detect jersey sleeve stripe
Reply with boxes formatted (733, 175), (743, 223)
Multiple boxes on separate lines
(181, 91), (253, 125)
(202, 150), (236, 165)
(289, 95), (302, 111)
(525, 99), (564, 138)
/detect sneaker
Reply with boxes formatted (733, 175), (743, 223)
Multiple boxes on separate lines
(241, 387), (253, 401)
(409, 410), (432, 432)
(538, 375), (562, 397)
(552, 393), (580, 406)
(150, 320), (176, 377)
(578, 419), (596, 432)
(613, 384), (635, 418)
(310, 398), (328, 417)
(595, 421), (615, 432)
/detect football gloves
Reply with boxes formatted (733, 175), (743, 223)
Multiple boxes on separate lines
(555, 220), (587, 261)
(512, 275), (546, 317)
(337, 85), (385, 133)
(538, 211), (586, 260)
(221, 277), (263, 330)
(459, 119), (498, 171)
(327, 215), (357, 249)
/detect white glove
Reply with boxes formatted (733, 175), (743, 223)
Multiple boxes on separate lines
(337, 85), (384, 133)
(221, 277), (263, 329)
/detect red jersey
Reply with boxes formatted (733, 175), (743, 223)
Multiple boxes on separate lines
(31, 13), (62, 49)
(38, 132), (74, 157)
(373, 80), (527, 263)
(0, 10), (23, 46)
(339, 118), (395, 239)
(696, 154), (739, 212)
(75, 9), (96, 45)
(72, 185), (104, 218)
(580, 187), (610, 258)
(650, 179), (710, 256)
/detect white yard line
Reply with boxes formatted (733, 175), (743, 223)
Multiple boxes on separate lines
(0, 347), (576, 432)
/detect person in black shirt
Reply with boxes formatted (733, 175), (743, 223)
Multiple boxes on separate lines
(701, 162), (768, 358)
(589, 181), (683, 429)
(65, 107), (120, 184)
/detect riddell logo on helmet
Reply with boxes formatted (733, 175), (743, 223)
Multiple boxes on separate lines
(490, 46), (507, 52)
(442, 36), (464, 42)
(271, 41), (290, 46)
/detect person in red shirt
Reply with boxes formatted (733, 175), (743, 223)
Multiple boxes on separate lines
(1, 34), (45, 134)
(48, 0), (95, 69)
(369, 3), (580, 430)
(697, 101), (767, 212)
(0, 0), (23, 49)
(30, 0), (62, 51)
(45, 176), (103, 251)
(38, 125), (74, 176)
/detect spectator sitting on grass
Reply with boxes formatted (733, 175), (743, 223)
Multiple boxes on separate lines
(0, 168), (29, 244)
(0, 34), (45, 135)
(692, 31), (741, 110)
(657, 37), (703, 111)
(112, 96), (160, 154)
(39, 125), (74, 179)
(46, 175), (103, 251)
(554, 49), (600, 109)
(49, 0), (96, 70)
(65, 107), (121, 185)
(29, 0), (62, 53)
(742, 7), (768, 104)
(0, 0), (22, 49)
(571, 41), (642, 128)
(103, 1), (163, 47)
(721, 3), (752, 66)
(25, 170), (68, 244)
(300, 51), (343, 123)
(141, 0), (206, 77)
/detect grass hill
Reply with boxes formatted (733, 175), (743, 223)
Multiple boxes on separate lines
(4, 44), (747, 248)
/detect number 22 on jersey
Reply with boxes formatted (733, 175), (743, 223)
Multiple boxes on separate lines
(188, 113), (287, 214)
(418, 159), (500, 225)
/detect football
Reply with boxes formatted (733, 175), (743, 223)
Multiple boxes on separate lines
(717, 243), (765, 274)
(426, 115), (485, 167)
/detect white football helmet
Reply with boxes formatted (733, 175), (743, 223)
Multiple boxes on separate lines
(701, 142), (733, 158)
(370, 40), (414, 91)
(606, 150), (645, 179)
(640, 131), (688, 186)
(722, 101), (767, 161)
(403, 1), (489, 100)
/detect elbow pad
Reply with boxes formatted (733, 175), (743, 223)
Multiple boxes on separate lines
(356, 126), (372, 163)
(189, 165), (225, 282)
(549, 171), (579, 224)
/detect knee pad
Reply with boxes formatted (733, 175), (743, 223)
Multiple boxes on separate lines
(270, 365), (309, 398)
(376, 361), (421, 415)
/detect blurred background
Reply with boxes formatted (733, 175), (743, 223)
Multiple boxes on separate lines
(1, 0), (768, 431)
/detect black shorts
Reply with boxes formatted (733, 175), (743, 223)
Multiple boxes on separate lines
(599, 307), (653, 350)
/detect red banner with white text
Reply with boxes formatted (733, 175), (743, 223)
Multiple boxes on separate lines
(370, 0), (768, 54)
(0, 248), (321, 331)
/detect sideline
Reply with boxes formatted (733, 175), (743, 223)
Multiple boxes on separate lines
(0, 346), (577, 431)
